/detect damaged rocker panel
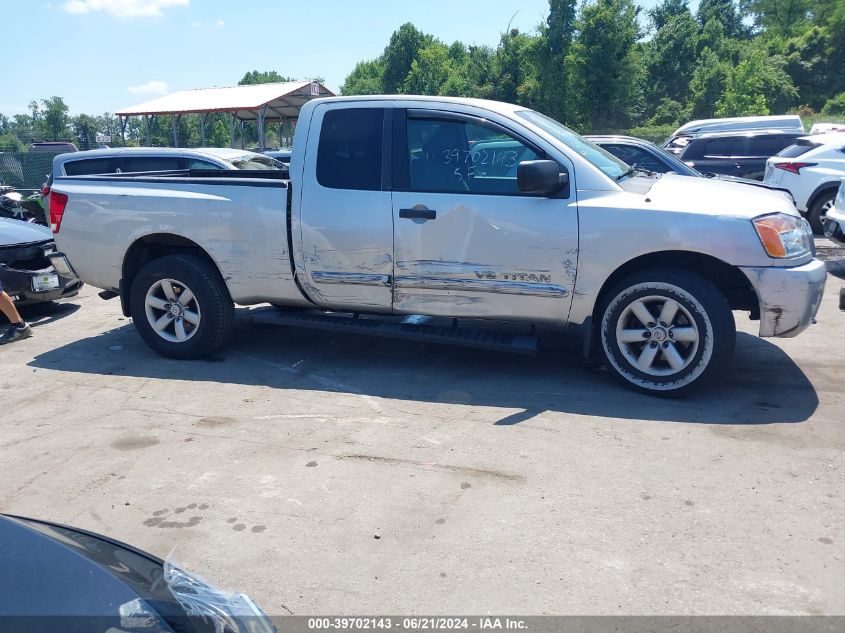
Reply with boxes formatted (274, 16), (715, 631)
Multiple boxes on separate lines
(311, 271), (392, 287)
(394, 276), (569, 297)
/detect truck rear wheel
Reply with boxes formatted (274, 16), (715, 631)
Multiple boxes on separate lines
(598, 269), (735, 396)
(129, 254), (234, 359)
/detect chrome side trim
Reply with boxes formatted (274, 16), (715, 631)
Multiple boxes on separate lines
(394, 276), (569, 297)
(311, 271), (391, 287)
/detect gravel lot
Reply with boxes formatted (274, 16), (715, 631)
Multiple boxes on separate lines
(1, 249), (843, 616)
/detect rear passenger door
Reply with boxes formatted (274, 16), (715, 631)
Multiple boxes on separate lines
(737, 135), (796, 180)
(297, 103), (394, 311)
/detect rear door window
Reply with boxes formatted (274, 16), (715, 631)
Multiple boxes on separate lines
(63, 158), (117, 176)
(777, 141), (818, 158)
(743, 135), (795, 157)
(122, 156), (184, 172)
(702, 138), (739, 157)
(316, 108), (384, 191)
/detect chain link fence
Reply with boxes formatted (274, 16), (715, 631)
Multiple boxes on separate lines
(0, 150), (54, 191)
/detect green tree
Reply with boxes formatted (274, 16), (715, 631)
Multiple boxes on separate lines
(340, 59), (385, 95)
(714, 48), (797, 115)
(648, 98), (687, 125)
(381, 23), (434, 93)
(404, 43), (454, 95)
(697, 0), (748, 38)
(492, 28), (540, 107)
(743, 0), (812, 37)
(688, 47), (729, 118)
(644, 8), (699, 109)
(569, 0), (643, 131)
(648, 0), (689, 31)
(238, 70), (293, 85)
(821, 92), (845, 115)
(537, 0), (578, 122)
(41, 96), (70, 140)
(71, 114), (98, 149)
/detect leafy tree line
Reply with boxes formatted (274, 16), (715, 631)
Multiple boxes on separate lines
(0, 70), (312, 152)
(341, 0), (845, 137)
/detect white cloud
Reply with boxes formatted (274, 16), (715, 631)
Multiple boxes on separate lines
(127, 80), (168, 96)
(62, 0), (189, 18)
(215, 19), (224, 27)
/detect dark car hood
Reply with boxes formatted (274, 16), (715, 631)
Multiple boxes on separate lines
(0, 218), (52, 247)
(0, 514), (179, 629)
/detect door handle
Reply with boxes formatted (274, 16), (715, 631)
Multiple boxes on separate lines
(399, 207), (437, 220)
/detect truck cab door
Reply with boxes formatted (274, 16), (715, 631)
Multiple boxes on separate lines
(390, 109), (578, 323)
(296, 104), (394, 311)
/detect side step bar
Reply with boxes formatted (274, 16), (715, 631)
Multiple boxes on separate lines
(249, 308), (538, 355)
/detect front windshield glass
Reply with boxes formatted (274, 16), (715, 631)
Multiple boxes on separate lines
(227, 155), (284, 170)
(516, 109), (629, 180)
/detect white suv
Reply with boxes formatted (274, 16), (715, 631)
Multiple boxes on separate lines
(764, 132), (845, 232)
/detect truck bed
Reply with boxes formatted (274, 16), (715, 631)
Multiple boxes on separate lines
(51, 170), (303, 306)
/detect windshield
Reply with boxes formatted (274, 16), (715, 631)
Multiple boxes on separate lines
(516, 109), (629, 180)
(226, 155), (284, 170)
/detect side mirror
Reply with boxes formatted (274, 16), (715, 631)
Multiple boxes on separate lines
(517, 160), (567, 195)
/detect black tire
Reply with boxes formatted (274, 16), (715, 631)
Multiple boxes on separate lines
(597, 268), (735, 396)
(839, 288), (845, 311)
(807, 190), (836, 234)
(129, 254), (234, 359)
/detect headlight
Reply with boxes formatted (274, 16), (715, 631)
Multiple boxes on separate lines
(753, 213), (813, 258)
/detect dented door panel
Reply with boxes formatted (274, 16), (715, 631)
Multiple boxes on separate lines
(391, 192), (578, 323)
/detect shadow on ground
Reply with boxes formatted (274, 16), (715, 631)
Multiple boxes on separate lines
(27, 311), (818, 426)
(2, 300), (82, 328)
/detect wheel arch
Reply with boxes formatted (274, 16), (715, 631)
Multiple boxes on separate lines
(581, 250), (755, 359)
(807, 181), (839, 212)
(120, 233), (225, 317)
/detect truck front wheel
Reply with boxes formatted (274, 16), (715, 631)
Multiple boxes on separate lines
(129, 254), (234, 359)
(598, 269), (735, 396)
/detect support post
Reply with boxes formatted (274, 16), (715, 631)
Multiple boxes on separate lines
(120, 116), (128, 147)
(200, 113), (208, 147)
(239, 121), (245, 149)
(172, 114), (181, 147)
(144, 115), (153, 146)
(230, 112), (238, 148)
(257, 104), (269, 152)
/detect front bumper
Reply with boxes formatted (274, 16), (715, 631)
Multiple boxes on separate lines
(823, 205), (845, 246)
(740, 259), (827, 338)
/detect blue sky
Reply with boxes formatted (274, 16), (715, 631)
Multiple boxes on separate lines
(3, 0), (669, 117)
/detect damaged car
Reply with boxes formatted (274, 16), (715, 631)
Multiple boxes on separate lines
(0, 218), (81, 305)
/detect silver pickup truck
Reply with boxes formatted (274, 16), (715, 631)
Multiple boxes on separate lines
(48, 96), (826, 395)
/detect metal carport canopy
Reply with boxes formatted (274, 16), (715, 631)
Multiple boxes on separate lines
(115, 80), (334, 150)
(115, 80), (334, 121)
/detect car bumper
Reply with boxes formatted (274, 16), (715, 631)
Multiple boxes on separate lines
(823, 205), (845, 246)
(0, 253), (82, 305)
(740, 259), (827, 338)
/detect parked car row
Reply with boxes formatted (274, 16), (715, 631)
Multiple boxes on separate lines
(764, 132), (845, 232)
